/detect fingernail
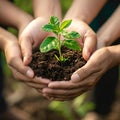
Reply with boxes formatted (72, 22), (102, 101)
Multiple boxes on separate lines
(87, 51), (91, 60)
(26, 69), (34, 78)
(83, 49), (91, 61)
(71, 73), (80, 82)
(23, 56), (29, 65)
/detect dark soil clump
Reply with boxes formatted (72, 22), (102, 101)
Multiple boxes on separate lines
(29, 46), (86, 81)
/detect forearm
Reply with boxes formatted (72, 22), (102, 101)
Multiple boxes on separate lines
(97, 5), (120, 46)
(0, 27), (17, 50)
(32, 0), (62, 20)
(0, 0), (33, 30)
(64, 0), (107, 24)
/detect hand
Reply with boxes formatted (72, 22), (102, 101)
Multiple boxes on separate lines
(65, 18), (97, 61)
(42, 47), (113, 101)
(1, 27), (33, 78)
(19, 17), (50, 65)
(5, 39), (51, 94)
(2, 29), (50, 94)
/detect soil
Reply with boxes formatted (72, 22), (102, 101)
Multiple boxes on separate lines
(29, 46), (86, 81)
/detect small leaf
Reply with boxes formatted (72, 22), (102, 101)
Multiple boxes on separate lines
(50, 16), (60, 26)
(69, 31), (81, 38)
(42, 24), (55, 32)
(64, 39), (81, 51)
(62, 31), (81, 39)
(40, 37), (58, 52)
(60, 20), (72, 30)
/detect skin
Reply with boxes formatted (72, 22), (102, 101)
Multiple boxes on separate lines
(0, 0), (51, 92)
(97, 5), (120, 48)
(0, 27), (50, 92)
(41, 3), (120, 100)
(0, 0), (33, 35)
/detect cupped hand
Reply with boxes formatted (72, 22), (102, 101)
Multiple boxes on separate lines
(5, 40), (51, 94)
(42, 47), (113, 101)
(3, 31), (50, 93)
(2, 28), (34, 78)
(19, 17), (50, 65)
(65, 19), (97, 61)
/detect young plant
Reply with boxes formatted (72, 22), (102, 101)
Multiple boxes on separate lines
(40, 16), (81, 62)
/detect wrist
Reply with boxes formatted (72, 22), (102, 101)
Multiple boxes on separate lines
(108, 45), (120, 66)
(0, 27), (17, 50)
(17, 15), (33, 35)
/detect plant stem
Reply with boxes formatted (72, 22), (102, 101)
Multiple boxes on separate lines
(57, 33), (62, 61)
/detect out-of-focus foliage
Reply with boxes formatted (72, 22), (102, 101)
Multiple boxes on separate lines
(49, 101), (74, 120)
(13, 0), (33, 15)
(61, 0), (73, 16)
(49, 93), (95, 119)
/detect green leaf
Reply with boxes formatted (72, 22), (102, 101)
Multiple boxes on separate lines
(60, 20), (72, 30)
(62, 31), (80, 39)
(64, 39), (81, 51)
(40, 37), (58, 52)
(42, 24), (55, 32)
(63, 31), (81, 39)
(50, 16), (60, 26)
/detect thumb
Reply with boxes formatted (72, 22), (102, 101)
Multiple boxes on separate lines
(6, 47), (34, 78)
(71, 65), (89, 83)
(19, 36), (33, 65)
(82, 28), (97, 61)
(11, 59), (34, 78)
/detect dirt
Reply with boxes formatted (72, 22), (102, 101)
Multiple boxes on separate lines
(29, 46), (86, 81)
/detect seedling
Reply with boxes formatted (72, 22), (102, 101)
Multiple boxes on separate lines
(40, 16), (81, 62)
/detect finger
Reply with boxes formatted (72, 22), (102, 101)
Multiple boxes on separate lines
(6, 45), (34, 78)
(44, 90), (87, 101)
(82, 31), (97, 60)
(48, 81), (83, 89)
(19, 35), (33, 65)
(71, 56), (102, 83)
(26, 82), (48, 89)
(10, 67), (33, 82)
(42, 87), (87, 96)
(33, 77), (51, 84)
(71, 66), (89, 83)
(37, 89), (42, 94)
(36, 89), (43, 95)
(11, 67), (51, 84)
(9, 58), (34, 78)
(71, 56), (95, 82)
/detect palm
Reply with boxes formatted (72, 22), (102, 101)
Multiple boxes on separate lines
(66, 19), (97, 60)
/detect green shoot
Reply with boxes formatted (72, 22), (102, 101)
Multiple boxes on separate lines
(40, 16), (81, 62)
